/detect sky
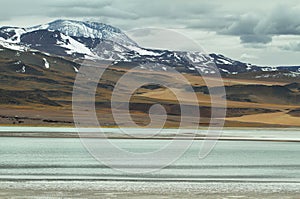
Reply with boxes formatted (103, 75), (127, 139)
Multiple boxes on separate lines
(1, 0), (300, 66)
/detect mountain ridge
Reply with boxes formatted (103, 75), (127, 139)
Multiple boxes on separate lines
(0, 19), (300, 78)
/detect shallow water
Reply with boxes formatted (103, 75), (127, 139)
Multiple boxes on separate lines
(0, 130), (299, 198)
(0, 136), (299, 181)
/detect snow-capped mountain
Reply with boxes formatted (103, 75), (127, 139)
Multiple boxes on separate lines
(32, 20), (138, 47)
(0, 19), (300, 78)
(0, 26), (98, 59)
(0, 19), (140, 59)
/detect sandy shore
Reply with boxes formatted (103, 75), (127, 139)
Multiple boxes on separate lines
(0, 127), (299, 142)
(0, 181), (299, 199)
(0, 132), (299, 142)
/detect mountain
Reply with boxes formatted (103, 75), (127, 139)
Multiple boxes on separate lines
(0, 20), (300, 127)
(0, 19), (300, 78)
(33, 19), (138, 46)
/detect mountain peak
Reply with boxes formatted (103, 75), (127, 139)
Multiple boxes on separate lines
(47, 19), (122, 35)
(30, 19), (138, 47)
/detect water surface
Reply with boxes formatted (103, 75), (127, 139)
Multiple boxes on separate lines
(0, 129), (299, 198)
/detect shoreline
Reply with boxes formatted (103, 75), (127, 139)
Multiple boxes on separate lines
(0, 134), (299, 142)
(0, 127), (299, 142)
(1, 125), (300, 130)
(1, 126), (300, 131)
(0, 181), (299, 198)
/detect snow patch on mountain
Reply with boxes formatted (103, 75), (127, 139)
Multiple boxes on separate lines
(43, 58), (50, 69)
(127, 45), (162, 56)
(0, 39), (27, 51)
(73, 66), (79, 73)
(58, 33), (98, 58)
(16, 65), (26, 73)
(216, 58), (232, 65)
(0, 27), (26, 43)
(261, 67), (278, 72)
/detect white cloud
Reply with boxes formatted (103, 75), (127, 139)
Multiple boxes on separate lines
(240, 53), (258, 60)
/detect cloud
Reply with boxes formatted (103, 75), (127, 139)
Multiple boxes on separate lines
(128, 29), (153, 37)
(280, 42), (300, 51)
(214, 5), (300, 45)
(46, 0), (138, 19)
(243, 43), (268, 49)
(217, 14), (273, 44)
(240, 53), (258, 60)
(48, 0), (112, 9)
(186, 15), (237, 30)
(49, 7), (138, 19)
(44, 0), (215, 22)
(125, 0), (216, 18)
(220, 13), (259, 35)
(1, 0), (300, 44)
(127, 28), (202, 51)
(255, 5), (300, 35)
(179, 4), (300, 46)
(0, 0), (47, 21)
(240, 35), (272, 44)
